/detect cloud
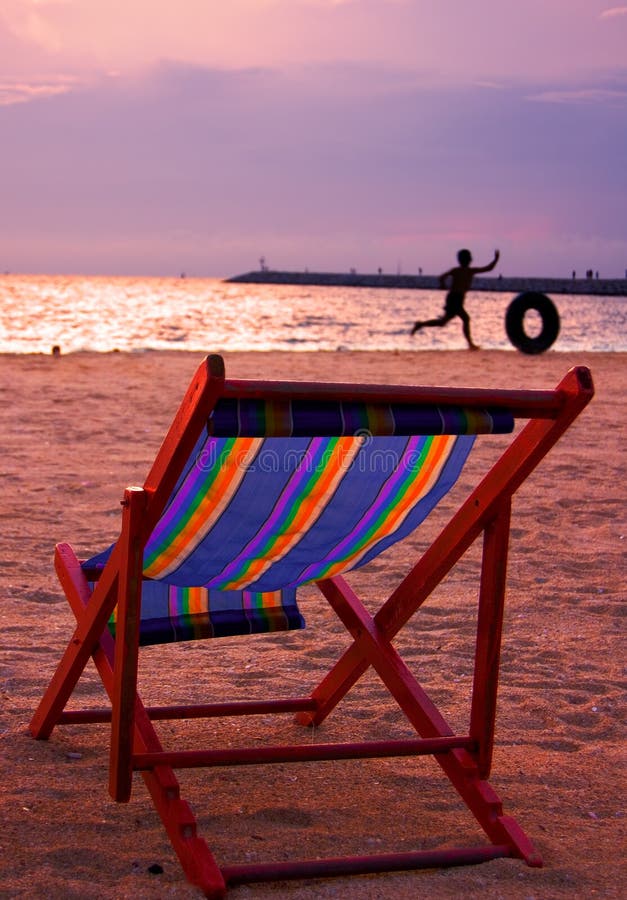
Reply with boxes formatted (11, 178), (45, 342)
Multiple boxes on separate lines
(1, 0), (65, 52)
(1, 60), (625, 277)
(2, 0), (627, 84)
(600, 6), (627, 17)
(528, 87), (627, 106)
(0, 74), (79, 106)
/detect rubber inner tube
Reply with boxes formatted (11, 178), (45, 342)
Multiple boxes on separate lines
(505, 292), (560, 354)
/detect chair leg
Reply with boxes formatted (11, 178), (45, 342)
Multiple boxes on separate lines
(300, 367), (593, 735)
(110, 487), (148, 803)
(29, 543), (120, 739)
(316, 574), (541, 865)
(30, 541), (228, 898)
(471, 497), (511, 778)
(98, 635), (228, 897)
(98, 629), (228, 895)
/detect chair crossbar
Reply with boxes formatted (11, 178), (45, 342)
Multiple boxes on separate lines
(223, 376), (565, 417)
(59, 696), (318, 725)
(133, 735), (475, 770)
(222, 844), (514, 886)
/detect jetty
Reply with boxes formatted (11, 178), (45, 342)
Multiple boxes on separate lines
(226, 270), (627, 297)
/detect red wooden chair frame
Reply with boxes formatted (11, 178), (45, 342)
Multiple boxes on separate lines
(30, 355), (593, 897)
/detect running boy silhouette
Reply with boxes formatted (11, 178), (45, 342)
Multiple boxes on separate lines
(411, 248), (500, 350)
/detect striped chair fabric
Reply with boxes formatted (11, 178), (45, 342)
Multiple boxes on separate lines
(85, 400), (513, 644)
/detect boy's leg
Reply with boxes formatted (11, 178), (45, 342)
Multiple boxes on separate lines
(459, 309), (480, 350)
(411, 313), (452, 334)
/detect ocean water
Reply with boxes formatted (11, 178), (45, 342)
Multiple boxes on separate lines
(0, 274), (625, 354)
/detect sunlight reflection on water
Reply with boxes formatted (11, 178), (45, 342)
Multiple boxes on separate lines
(0, 274), (624, 354)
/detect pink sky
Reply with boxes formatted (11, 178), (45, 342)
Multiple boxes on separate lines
(1, 1), (626, 276)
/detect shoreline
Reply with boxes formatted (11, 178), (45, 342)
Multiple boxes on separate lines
(226, 269), (627, 297)
(2, 347), (626, 362)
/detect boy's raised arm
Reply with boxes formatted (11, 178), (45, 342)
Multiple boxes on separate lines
(474, 249), (500, 274)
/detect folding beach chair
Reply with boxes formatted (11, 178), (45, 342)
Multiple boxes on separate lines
(30, 354), (593, 897)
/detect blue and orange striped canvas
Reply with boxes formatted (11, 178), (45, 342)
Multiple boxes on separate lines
(86, 400), (513, 644)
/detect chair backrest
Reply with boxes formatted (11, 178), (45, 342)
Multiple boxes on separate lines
(144, 400), (514, 590)
(85, 388), (514, 645)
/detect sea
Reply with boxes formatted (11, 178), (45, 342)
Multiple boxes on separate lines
(0, 274), (625, 355)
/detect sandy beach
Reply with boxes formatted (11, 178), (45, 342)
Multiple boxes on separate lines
(1, 348), (624, 899)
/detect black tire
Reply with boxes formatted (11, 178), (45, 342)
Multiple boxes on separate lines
(505, 292), (560, 354)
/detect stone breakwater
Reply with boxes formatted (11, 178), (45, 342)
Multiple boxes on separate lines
(227, 270), (627, 297)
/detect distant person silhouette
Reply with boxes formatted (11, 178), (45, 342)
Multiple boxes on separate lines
(411, 248), (500, 351)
